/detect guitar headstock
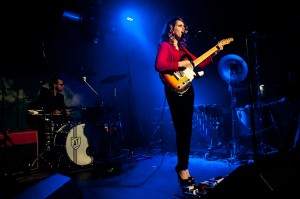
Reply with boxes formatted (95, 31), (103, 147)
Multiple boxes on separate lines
(218, 38), (234, 46)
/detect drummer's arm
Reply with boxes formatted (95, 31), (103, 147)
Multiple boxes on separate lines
(53, 110), (62, 115)
(64, 110), (70, 117)
(53, 109), (70, 116)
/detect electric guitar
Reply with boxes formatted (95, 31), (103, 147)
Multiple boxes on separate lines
(160, 38), (234, 94)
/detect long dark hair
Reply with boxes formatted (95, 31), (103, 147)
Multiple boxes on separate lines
(160, 16), (188, 46)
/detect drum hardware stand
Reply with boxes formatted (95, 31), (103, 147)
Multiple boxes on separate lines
(100, 72), (134, 161)
(255, 109), (279, 156)
(218, 54), (249, 163)
(29, 113), (58, 169)
(81, 75), (124, 162)
(228, 84), (240, 162)
(148, 97), (168, 154)
(30, 146), (49, 169)
(104, 115), (131, 161)
(197, 105), (225, 160)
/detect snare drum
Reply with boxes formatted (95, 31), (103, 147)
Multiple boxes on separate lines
(54, 122), (94, 166)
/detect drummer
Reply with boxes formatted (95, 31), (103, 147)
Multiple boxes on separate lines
(39, 76), (71, 130)
(36, 76), (70, 117)
(27, 76), (70, 126)
(25, 76), (71, 161)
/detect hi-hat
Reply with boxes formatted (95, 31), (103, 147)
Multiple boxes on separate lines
(218, 54), (248, 85)
(100, 74), (128, 84)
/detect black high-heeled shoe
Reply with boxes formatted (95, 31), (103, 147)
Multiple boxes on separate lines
(175, 168), (195, 186)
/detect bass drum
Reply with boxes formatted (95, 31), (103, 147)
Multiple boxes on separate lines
(54, 122), (94, 166)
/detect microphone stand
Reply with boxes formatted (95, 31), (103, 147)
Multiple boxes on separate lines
(228, 77), (239, 162)
(245, 33), (259, 163)
(82, 76), (101, 98)
(244, 33), (276, 192)
(82, 76), (108, 110)
(82, 76), (117, 161)
(251, 33), (278, 158)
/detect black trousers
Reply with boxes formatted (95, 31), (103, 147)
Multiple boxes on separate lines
(165, 86), (194, 170)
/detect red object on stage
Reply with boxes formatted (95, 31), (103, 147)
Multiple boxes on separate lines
(0, 130), (38, 147)
(0, 130), (39, 174)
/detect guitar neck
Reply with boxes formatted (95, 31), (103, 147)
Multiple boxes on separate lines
(193, 45), (219, 66)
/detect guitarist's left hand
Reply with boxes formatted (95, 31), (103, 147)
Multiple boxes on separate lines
(217, 41), (224, 50)
(213, 41), (225, 57)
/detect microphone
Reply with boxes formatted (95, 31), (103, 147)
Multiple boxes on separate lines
(183, 29), (202, 37)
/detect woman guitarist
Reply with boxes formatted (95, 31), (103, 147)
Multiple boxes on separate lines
(155, 16), (224, 186)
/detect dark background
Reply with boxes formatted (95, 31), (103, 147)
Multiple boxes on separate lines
(1, 0), (299, 149)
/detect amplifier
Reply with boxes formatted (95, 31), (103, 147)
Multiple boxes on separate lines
(0, 130), (38, 175)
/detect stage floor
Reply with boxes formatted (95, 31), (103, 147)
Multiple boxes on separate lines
(2, 145), (300, 198)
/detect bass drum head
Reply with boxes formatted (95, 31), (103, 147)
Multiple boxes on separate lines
(66, 123), (94, 166)
(54, 122), (94, 167)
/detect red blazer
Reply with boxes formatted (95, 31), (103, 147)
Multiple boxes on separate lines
(155, 42), (212, 72)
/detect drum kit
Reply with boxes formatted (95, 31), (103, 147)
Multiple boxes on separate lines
(27, 73), (128, 170)
(28, 107), (124, 169)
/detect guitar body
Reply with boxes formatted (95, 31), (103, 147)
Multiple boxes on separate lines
(160, 68), (193, 94)
(160, 38), (234, 94)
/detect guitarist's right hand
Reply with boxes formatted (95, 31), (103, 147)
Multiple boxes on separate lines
(178, 60), (194, 69)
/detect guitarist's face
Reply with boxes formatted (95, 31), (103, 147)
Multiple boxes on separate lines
(172, 20), (185, 41)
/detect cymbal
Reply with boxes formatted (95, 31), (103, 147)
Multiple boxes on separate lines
(218, 54), (248, 85)
(100, 74), (128, 84)
(27, 109), (63, 116)
(27, 109), (42, 115)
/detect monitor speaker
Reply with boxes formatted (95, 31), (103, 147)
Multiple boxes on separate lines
(204, 147), (300, 197)
(14, 173), (82, 199)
